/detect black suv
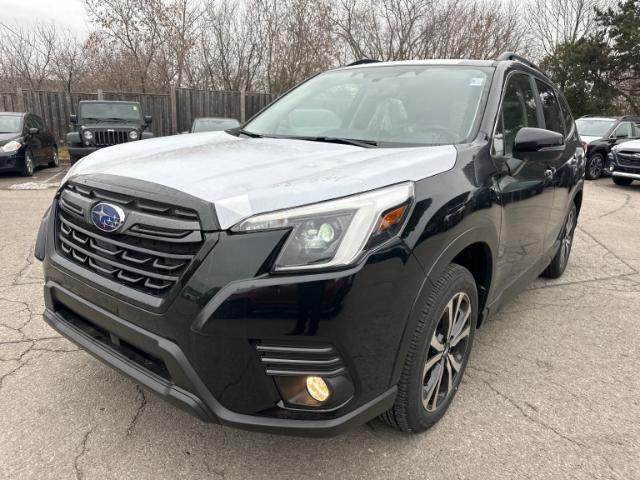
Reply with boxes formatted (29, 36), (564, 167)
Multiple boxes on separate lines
(575, 115), (640, 180)
(36, 53), (584, 437)
(67, 101), (153, 165)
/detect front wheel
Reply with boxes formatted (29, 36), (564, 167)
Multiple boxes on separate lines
(381, 263), (478, 433)
(585, 153), (605, 180)
(613, 177), (634, 186)
(21, 150), (35, 177)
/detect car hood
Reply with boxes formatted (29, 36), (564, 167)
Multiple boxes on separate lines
(80, 123), (141, 130)
(0, 132), (20, 146)
(614, 139), (640, 152)
(65, 132), (457, 229)
(580, 135), (602, 145)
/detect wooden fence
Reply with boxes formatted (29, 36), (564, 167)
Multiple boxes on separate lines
(0, 88), (276, 144)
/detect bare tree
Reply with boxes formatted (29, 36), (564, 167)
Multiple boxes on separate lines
(0, 21), (57, 90)
(51, 29), (89, 93)
(84, 0), (166, 92)
(527, 0), (611, 57)
(334, 0), (528, 62)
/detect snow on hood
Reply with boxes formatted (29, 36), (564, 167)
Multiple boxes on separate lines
(64, 131), (457, 229)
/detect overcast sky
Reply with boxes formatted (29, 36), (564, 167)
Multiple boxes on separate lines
(3, 0), (90, 34)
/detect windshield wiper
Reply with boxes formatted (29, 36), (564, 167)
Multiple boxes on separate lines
(301, 136), (378, 148)
(237, 128), (263, 138)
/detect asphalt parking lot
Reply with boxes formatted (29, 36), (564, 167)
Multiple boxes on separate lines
(0, 170), (638, 480)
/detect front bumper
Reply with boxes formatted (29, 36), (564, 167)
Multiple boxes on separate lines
(0, 151), (23, 171)
(608, 153), (640, 179)
(43, 283), (397, 436)
(39, 197), (423, 435)
(612, 171), (640, 180)
(68, 146), (97, 158)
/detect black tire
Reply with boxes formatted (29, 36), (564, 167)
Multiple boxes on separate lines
(585, 152), (605, 180)
(613, 177), (633, 186)
(381, 263), (478, 433)
(48, 147), (59, 168)
(69, 153), (81, 166)
(541, 203), (577, 279)
(21, 150), (35, 177)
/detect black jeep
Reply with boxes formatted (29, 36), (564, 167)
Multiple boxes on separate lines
(67, 101), (153, 165)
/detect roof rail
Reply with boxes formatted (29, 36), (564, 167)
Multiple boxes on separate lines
(346, 59), (381, 67)
(496, 52), (548, 77)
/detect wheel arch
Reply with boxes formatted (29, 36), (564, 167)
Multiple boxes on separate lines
(572, 188), (583, 214)
(389, 227), (497, 388)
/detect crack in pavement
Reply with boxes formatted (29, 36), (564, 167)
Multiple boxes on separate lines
(74, 427), (93, 480)
(576, 225), (639, 275)
(598, 191), (632, 219)
(126, 385), (147, 437)
(469, 372), (587, 448)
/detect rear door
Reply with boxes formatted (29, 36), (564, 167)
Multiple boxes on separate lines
(534, 79), (579, 252)
(492, 72), (555, 289)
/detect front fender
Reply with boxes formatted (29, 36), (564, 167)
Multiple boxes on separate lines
(66, 132), (80, 145)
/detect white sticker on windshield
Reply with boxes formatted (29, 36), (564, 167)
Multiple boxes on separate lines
(470, 77), (485, 87)
(132, 106), (138, 111)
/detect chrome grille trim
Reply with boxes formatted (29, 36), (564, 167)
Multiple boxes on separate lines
(256, 343), (346, 377)
(56, 183), (203, 296)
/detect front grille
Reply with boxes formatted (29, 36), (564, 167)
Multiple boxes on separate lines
(92, 129), (130, 147)
(56, 183), (203, 297)
(256, 343), (346, 376)
(617, 151), (640, 167)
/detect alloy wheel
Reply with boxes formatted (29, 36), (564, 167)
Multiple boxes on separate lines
(25, 152), (34, 175)
(422, 292), (472, 412)
(589, 156), (604, 179)
(560, 208), (576, 269)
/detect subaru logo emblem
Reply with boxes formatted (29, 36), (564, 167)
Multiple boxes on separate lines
(90, 203), (126, 232)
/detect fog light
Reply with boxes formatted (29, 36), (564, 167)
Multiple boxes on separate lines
(306, 376), (330, 402)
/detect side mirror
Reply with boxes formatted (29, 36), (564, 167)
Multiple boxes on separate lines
(513, 127), (564, 155)
(144, 115), (152, 124)
(70, 114), (77, 124)
(28, 127), (39, 135)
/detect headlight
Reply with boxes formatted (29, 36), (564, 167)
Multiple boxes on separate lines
(233, 183), (414, 271)
(1, 140), (22, 153)
(129, 130), (139, 140)
(83, 130), (93, 140)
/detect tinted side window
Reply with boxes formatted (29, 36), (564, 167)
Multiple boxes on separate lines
(614, 121), (633, 138)
(558, 93), (575, 136)
(493, 73), (539, 157)
(24, 116), (37, 130)
(33, 115), (46, 131)
(535, 80), (564, 136)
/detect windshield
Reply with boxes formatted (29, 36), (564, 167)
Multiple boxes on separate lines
(0, 115), (21, 133)
(243, 65), (491, 147)
(576, 118), (616, 137)
(79, 102), (142, 122)
(192, 118), (240, 133)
